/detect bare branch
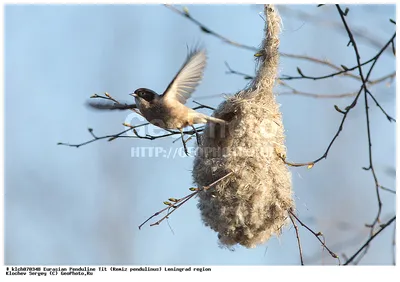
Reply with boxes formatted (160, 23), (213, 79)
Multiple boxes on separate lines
(278, 81), (358, 98)
(288, 212), (304, 265)
(57, 126), (144, 148)
(165, 4), (380, 75)
(139, 171), (234, 229)
(379, 185), (396, 194)
(289, 209), (340, 265)
(279, 6), (393, 51)
(225, 63), (395, 100)
(165, 5), (257, 52)
(343, 216), (396, 265)
(279, 30), (396, 168)
(58, 95), (218, 148)
(336, 4), (394, 264)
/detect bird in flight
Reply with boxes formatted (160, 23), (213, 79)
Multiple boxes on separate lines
(88, 47), (226, 155)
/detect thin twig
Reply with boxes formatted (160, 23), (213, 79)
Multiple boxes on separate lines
(279, 30), (396, 168)
(280, 56), (396, 83)
(278, 81), (358, 99)
(165, 4), (378, 76)
(343, 216), (396, 265)
(304, 231), (366, 264)
(289, 209), (341, 265)
(225, 63), (395, 100)
(91, 92), (142, 116)
(279, 6), (391, 51)
(288, 212), (304, 265)
(337, 4), (392, 264)
(57, 126), (144, 148)
(138, 171), (234, 229)
(379, 185), (396, 194)
(131, 127), (202, 141)
(366, 88), (396, 122)
(226, 63), (359, 99)
(192, 100), (216, 110)
(165, 4), (257, 52)
(280, 53), (362, 81)
(59, 95), (216, 147)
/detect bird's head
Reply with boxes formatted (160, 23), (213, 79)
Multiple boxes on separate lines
(130, 88), (158, 103)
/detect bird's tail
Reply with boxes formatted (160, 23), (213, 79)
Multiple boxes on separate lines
(190, 111), (227, 125)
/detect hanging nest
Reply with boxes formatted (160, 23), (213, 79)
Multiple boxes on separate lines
(192, 5), (294, 249)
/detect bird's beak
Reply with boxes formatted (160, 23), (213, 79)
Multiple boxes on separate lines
(130, 93), (138, 98)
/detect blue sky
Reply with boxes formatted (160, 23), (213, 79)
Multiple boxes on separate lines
(5, 4), (396, 265)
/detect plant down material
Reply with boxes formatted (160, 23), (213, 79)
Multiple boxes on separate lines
(192, 5), (294, 248)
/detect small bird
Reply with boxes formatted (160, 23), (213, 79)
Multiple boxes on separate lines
(88, 47), (226, 155)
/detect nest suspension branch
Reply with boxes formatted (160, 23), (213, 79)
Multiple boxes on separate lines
(192, 5), (294, 249)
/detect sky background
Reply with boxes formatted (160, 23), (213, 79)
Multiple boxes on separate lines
(4, 4), (396, 265)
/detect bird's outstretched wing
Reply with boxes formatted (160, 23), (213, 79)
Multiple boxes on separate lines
(162, 47), (207, 104)
(86, 101), (137, 110)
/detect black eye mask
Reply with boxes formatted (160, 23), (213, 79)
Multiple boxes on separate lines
(139, 90), (155, 102)
(135, 88), (156, 102)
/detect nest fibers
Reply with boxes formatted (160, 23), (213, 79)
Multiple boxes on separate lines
(192, 5), (294, 249)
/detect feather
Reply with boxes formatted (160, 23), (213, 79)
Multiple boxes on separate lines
(162, 47), (207, 104)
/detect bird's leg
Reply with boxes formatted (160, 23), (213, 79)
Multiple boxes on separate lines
(191, 125), (201, 146)
(179, 128), (189, 156)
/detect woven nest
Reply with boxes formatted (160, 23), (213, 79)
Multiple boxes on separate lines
(192, 5), (294, 249)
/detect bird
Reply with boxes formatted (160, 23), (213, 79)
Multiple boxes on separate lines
(87, 47), (227, 155)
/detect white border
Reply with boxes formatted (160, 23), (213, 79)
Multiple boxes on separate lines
(0, 2), (398, 281)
